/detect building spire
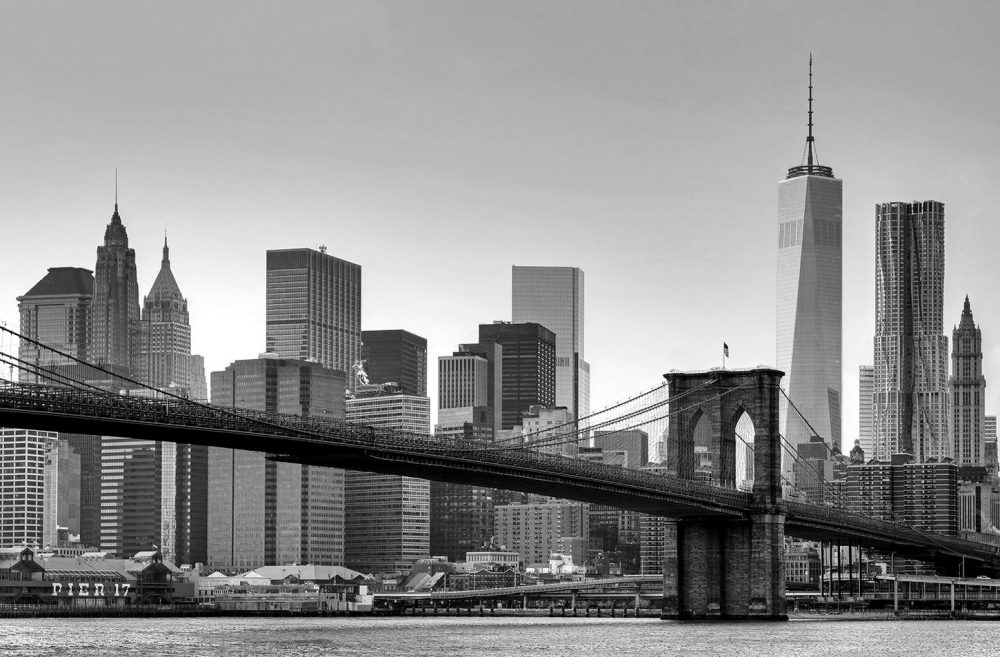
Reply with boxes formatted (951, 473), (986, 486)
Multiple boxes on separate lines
(111, 169), (122, 223)
(786, 55), (834, 179)
(807, 54), (814, 168)
(162, 229), (170, 268)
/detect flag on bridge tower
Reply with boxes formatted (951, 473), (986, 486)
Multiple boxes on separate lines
(723, 342), (729, 369)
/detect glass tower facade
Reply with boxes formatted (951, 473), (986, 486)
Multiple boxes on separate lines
(873, 201), (949, 462)
(776, 169), (843, 462)
(207, 357), (347, 571)
(265, 248), (361, 377)
(512, 266), (589, 423)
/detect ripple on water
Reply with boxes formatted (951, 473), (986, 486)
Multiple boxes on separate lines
(2, 616), (997, 657)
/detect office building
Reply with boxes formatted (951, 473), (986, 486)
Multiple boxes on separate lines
(16, 267), (93, 384)
(0, 429), (59, 547)
(873, 201), (949, 462)
(345, 383), (431, 573)
(208, 356), (347, 571)
(100, 436), (176, 560)
(478, 322), (556, 430)
(845, 454), (958, 535)
(986, 416), (998, 479)
(15, 269), (101, 547)
(776, 60), (843, 463)
(494, 501), (589, 566)
(431, 347), (497, 562)
(520, 405), (576, 457)
(858, 366), (874, 460)
(188, 355), (208, 403)
(92, 201), (140, 373)
(265, 247), (361, 377)
(958, 481), (1000, 541)
(951, 297), (986, 467)
(791, 436), (847, 507)
(512, 266), (589, 423)
(361, 330), (427, 397)
(593, 430), (649, 468)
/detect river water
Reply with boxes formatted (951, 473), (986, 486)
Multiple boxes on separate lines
(2, 616), (995, 656)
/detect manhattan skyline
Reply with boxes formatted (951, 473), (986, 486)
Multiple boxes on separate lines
(4, 3), (1000, 447)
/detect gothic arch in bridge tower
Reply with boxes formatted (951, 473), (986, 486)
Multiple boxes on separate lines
(665, 368), (783, 504)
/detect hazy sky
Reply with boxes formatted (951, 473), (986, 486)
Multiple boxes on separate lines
(3, 1), (1000, 448)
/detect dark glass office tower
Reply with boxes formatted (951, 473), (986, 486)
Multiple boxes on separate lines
(478, 322), (556, 430)
(361, 329), (427, 396)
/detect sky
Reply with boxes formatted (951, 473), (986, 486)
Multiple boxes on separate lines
(3, 1), (1000, 449)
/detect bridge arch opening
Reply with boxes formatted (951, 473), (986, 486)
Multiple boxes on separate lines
(734, 411), (755, 492)
(691, 410), (712, 481)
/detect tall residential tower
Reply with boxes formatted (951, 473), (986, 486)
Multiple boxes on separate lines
(776, 59), (843, 463)
(873, 201), (949, 462)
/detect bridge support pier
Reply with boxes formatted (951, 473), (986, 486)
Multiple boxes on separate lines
(661, 368), (787, 621)
(660, 512), (786, 620)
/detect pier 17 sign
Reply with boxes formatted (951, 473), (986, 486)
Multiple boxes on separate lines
(50, 582), (131, 597)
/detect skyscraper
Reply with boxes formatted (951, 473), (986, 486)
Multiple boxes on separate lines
(16, 268), (98, 547)
(16, 267), (93, 383)
(345, 383), (431, 573)
(361, 330), (427, 397)
(348, 331), (432, 574)
(133, 237), (191, 391)
(265, 248), (361, 376)
(858, 366), (874, 460)
(92, 202), (140, 373)
(873, 201), (949, 462)
(431, 347), (497, 562)
(512, 266), (589, 422)
(208, 356), (347, 571)
(0, 429), (59, 547)
(776, 59), (843, 462)
(478, 322), (556, 430)
(951, 296), (986, 467)
(100, 436), (176, 560)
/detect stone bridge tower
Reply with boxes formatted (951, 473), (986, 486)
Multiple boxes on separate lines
(661, 368), (787, 620)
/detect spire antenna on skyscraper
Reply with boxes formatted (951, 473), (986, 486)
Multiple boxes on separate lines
(807, 54), (814, 167)
(787, 56), (833, 179)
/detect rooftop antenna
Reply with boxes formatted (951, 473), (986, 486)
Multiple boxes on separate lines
(786, 55), (833, 179)
(115, 168), (119, 210)
(806, 54), (814, 169)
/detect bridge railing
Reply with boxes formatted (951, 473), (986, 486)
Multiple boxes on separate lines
(0, 382), (753, 511)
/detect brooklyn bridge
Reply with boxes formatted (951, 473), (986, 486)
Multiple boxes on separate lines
(0, 326), (998, 620)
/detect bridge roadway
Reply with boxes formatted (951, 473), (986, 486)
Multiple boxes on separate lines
(1, 382), (999, 569)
